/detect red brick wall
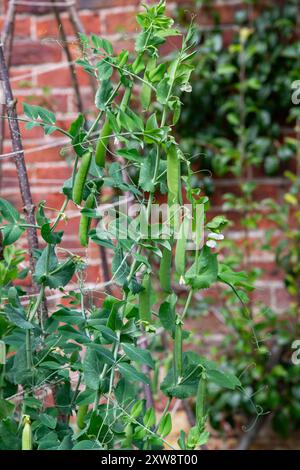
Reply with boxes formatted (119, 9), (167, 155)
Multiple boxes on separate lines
(0, 0), (290, 313)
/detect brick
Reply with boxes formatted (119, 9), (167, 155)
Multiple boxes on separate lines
(23, 142), (66, 163)
(274, 286), (292, 311)
(31, 191), (66, 209)
(16, 93), (69, 114)
(10, 67), (35, 88)
(36, 15), (73, 38)
(27, 164), (71, 182)
(113, 37), (135, 55)
(14, 16), (31, 38)
(37, 66), (73, 87)
(105, 10), (137, 35)
(79, 11), (101, 34)
(12, 41), (63, 66)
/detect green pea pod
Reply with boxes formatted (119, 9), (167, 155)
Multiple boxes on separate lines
(141, 57), (156, 110)
(79, 192), (96, 247)
(118, 50), (129, 69)
(0, 340), (6, 365)
(139, 273), (151, 323)
(95, 118), (111, 168)
(175, 215), (190, 276)
(167, 143), (180, 206)
(117, 87), (132, 127)
(196, 372), (207, 432)
(174, 316), (183, 383)
(72, 151), (92, 205)
(76, 404), (88, 430)
(22, 415), (32, 450)
(159, 247), (172, 293)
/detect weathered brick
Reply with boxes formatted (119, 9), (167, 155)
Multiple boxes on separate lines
(104, 10), (137, 35)
(16, 93), (69, 114)
(79, 11), (101, 34)
(37, 65), (73, 87)
(10, 67), (35, 88)
(12, 40), (63, 65)
(15, 16), (32, 38)
(274, 286), (292, 311)
(36, 15), (73, 38)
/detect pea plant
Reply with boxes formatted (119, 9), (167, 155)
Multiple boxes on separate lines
(0, 2), (250, 451)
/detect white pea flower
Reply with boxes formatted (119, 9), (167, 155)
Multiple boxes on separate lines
(180, 83), (192, 93)
(206, 239), (217, 248)
(208, 232), (224, 241)
(179, 275), (186, 285)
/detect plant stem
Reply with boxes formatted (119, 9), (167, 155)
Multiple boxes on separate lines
(156, 397), (172, 432)
(181, 288), (194, 320)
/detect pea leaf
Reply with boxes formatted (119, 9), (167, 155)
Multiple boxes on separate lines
(88, 343), (115, 365)
(157, 77), (169, 104)
(1, 224), (24, 246)
(0, 198), (20, 223)
(206, 369), (241, 390)
(95, 79), (113, 110)
(122, 343), (155, 369)
(83, 347), (105, 391)
(39, 413), (57, 430)
(159, 301), (176, 336)
(41, 223), (64, 245)
(118, 363), (150, 384)
(185, 246), (218, 289)
(112, 247), (129, 286)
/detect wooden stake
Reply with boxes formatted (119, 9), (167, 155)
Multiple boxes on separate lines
(0, 44), (47, 322)
(51, 0), (83, 113)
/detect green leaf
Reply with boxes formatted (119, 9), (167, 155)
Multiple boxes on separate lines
(39, 413), (57, 430)
(0, 198), (20, 223)
(34, 246), (76, 288)
(73, 440), (102, 450)
(96, 59), (113, 80)
(68, 114), (85, 137)
(5, 305), (34, 330)
(115, 378), (137, 407)
(83, 347), (105, 391)
(92, 35), (113, 55)
(122, 343), (154, 369)
(157, 413), (172, 437)
(157, 77), (169, 104)
(88, 343), (115, 365)
(88, 323), (117, 343)
(139, 149), (156, 192)
(1, 224), (24, 245)
(95, 80), (113, 110)
(143, 407), (156, 428)
(159, 301), (175, 336)
(41, 223), (63, 245)
(116, 148), (142, 162)
(112, 247), (129, 286)
(218, 264), (253, 291)
(206, 216), (228, 231)
(118, 363), (150, 385)
(141, 81), (151, 110)
(23, 103), (56, 124)
(206, 369), (241, 390)
(185, 246), (218, 289)
(0, 399), (15, 419)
